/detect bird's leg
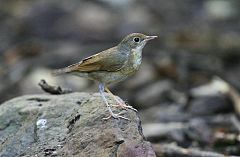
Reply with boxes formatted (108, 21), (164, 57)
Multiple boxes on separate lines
(105, 87), (138, 112)
(99, 83), (129, 120)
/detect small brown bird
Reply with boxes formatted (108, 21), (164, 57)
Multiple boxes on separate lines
(53, 33), (157, 120)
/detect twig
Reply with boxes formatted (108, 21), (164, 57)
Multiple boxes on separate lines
(38, 79), (72, 95)
(153, 144), (238, 157)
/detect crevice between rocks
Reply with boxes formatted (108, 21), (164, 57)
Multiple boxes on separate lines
(111, 139), (125, 157)
(27, 97), (50, 102)
(136, 112), (146, 140)
(67, 113), (81, 133)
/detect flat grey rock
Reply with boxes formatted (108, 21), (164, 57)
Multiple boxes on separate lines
(0, 92), (155, 157)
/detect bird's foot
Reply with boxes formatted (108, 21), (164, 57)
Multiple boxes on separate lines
(104, 87), (138, 112)
(112, 101), (138, 112)
(122, 104), (138, 112)
(103, 111), (129, 121)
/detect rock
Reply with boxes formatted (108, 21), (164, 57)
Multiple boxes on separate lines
(153, 143), (233, 157)
(140, 105), (190, 123)
(0, 92), (156, 157)
(190, 77), (230, 97)
(189, 95), (232, 116)
(142, 122), (187, 143)
(186, 118), (213, 144)
(74, 2), (116, 33)
(204, 0), (237, 20)
(123, 61), (157, 90)
(134, 80), (174, 108)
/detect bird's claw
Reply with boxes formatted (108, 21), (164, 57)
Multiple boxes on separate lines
(103, 111), (129, 121)
(124, 105), (138, 112)
(111, 103), (138, 112)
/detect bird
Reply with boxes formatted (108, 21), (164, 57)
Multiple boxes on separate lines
(52, 33), (157, 120)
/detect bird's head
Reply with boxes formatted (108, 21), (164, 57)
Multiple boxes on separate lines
(119, 33), (157, 51)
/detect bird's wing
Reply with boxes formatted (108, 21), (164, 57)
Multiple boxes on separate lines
(66, 46), (128, 72)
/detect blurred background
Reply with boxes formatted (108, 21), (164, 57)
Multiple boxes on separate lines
(0, 0), (240, 155)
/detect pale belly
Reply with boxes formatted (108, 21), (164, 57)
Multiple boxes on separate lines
(89, 71), (129, 84)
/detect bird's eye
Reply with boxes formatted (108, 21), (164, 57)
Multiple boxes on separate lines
(133, 37), (140, 43)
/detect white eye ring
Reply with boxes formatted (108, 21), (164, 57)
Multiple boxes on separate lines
(133, 37), (140, 43)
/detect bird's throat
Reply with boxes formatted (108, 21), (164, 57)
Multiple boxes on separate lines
(130, 48), (142, 70)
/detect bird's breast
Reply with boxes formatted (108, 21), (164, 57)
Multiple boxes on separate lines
(121, 49), (142, 76)
(131, 48), (142, 69)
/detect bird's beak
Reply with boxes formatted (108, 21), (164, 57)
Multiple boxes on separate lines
(145, 35), (158, 41)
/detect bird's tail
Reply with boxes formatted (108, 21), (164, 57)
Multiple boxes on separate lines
(51, 67), (71, 76)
